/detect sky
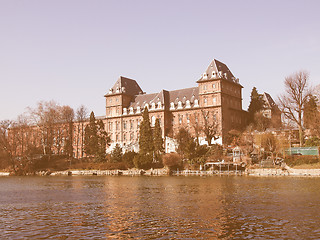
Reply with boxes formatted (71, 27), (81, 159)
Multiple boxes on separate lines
(1, 0), (320, 120)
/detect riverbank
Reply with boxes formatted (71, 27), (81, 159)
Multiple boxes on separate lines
(2, 166), (320, 177)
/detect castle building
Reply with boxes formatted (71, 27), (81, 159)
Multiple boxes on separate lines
(261, 92), (282, 128)
(104, 59), (248, 152)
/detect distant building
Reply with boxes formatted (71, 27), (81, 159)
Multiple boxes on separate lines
(104, 59), (248, 152)
(261, 92), (281, 128)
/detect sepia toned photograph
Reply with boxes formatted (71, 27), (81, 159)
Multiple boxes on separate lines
(0, 0), (320, 239)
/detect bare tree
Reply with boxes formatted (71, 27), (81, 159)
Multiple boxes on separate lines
(189, 113), (202, 144)
(28, 101), (60, 157)
(278, 71), (311, 146)
(0, 120), (18, 172)
(201, 110), (219, 146)
(76, 105), (88, 158)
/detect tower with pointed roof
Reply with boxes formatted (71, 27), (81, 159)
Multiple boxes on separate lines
(197, 59), (245, 140)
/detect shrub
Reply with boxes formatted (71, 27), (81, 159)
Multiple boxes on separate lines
(123, 151), (138, 168)
(133, 154), (153, 170)
(162, 153), (182, 170)
(285, 155), (319, 167)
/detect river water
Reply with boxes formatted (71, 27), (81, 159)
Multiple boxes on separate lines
(1, 176), (320, 239)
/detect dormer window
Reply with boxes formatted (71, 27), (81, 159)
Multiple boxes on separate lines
(123, 108), (127, 115)
(157, 102), (162, 109)
(194, 99), (199, 107)
(136, 106), (141, 113)
(144, 103), (149, 109)
(202, 73), (208, 80)
(151, 102), (156, 110)
(177, 101), (183, 109)
(129, 107), (134, 114)
(186, 100), (191, 108)
(170, 102), (175, 110)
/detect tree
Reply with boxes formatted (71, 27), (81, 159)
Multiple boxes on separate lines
(0, 120), (17, 172)
(84, 111), (110, 161)
(139, 107), (154, 155)
(84, 112), (98, 156)
(247, 87), (265, 124)
(175, 127), (197, 160)
(135, 107), (154, 168)
(201, 110), (219, 146)
(111, 143), (123, 163)
(304, 95), (320, 137)
(96, 119), (110, 161)
(123, 151), (137, 168)
(60, 105), (74, 157)
(28, 101), (60, 157)
(153, 118), (164, 161)
(278, 71), (312, 146)
(75, 105), (88, 158)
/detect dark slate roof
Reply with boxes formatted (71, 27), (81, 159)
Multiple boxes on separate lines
(198, 59), (237, 83)
(262, 92), (278, 110)
(169, 87), (199, 104)
(127, 87), (199, 109)
(109, 76), (143, 96)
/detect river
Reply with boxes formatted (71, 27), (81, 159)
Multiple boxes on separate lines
(1, 176), (320, 239)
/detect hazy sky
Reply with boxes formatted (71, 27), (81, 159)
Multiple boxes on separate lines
(1, 0), (319, 120)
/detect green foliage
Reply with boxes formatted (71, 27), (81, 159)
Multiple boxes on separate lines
(285, 155), (319, 167)
(153, 118), (164, 161)
(123, 151), (137, 168)
(133, 153), (153, 169)
(176, 127), (196, 160)
(175, 127), (210, 165)
(305, 137), (320, 147)
(225, 129), (242, 146)
(84, 112), (98, 155)
(247, 87), (265, 124)
(162, 153), (182, 170)
(207, 144), (224, 161)
(84, 112), (110, 161)
(111, 144), (123, 163)
(139, 107), (154, 155)
(192, 144), (209, 165)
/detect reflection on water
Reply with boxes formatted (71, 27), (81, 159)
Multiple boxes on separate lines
(1, 176), (320, 239)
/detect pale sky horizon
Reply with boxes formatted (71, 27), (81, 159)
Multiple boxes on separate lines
(1, 0), (320, 121)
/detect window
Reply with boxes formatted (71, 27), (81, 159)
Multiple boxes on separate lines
(203, 85), (207, 90)
(123, 121), (127, 130)
(151, 116), (156, 127)
(130, 120), (133, 130)
(116, 122), (119, 130)
(186, 114), (190, 123)
(204, 98), (207, 105)
(130, 133), (134, 141)
(109, 122), (113, 131)
(123, 133), (126, 141)
(109, 99), (112, 103)
(213, 97), (216, 105)
(179, 114), (182, 124)
(212, 83), (216, 89)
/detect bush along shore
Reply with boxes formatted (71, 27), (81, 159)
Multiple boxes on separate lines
(2, 164), (320, 177)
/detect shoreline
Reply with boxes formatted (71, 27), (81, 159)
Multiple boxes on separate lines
(2, 167), (320, 177)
